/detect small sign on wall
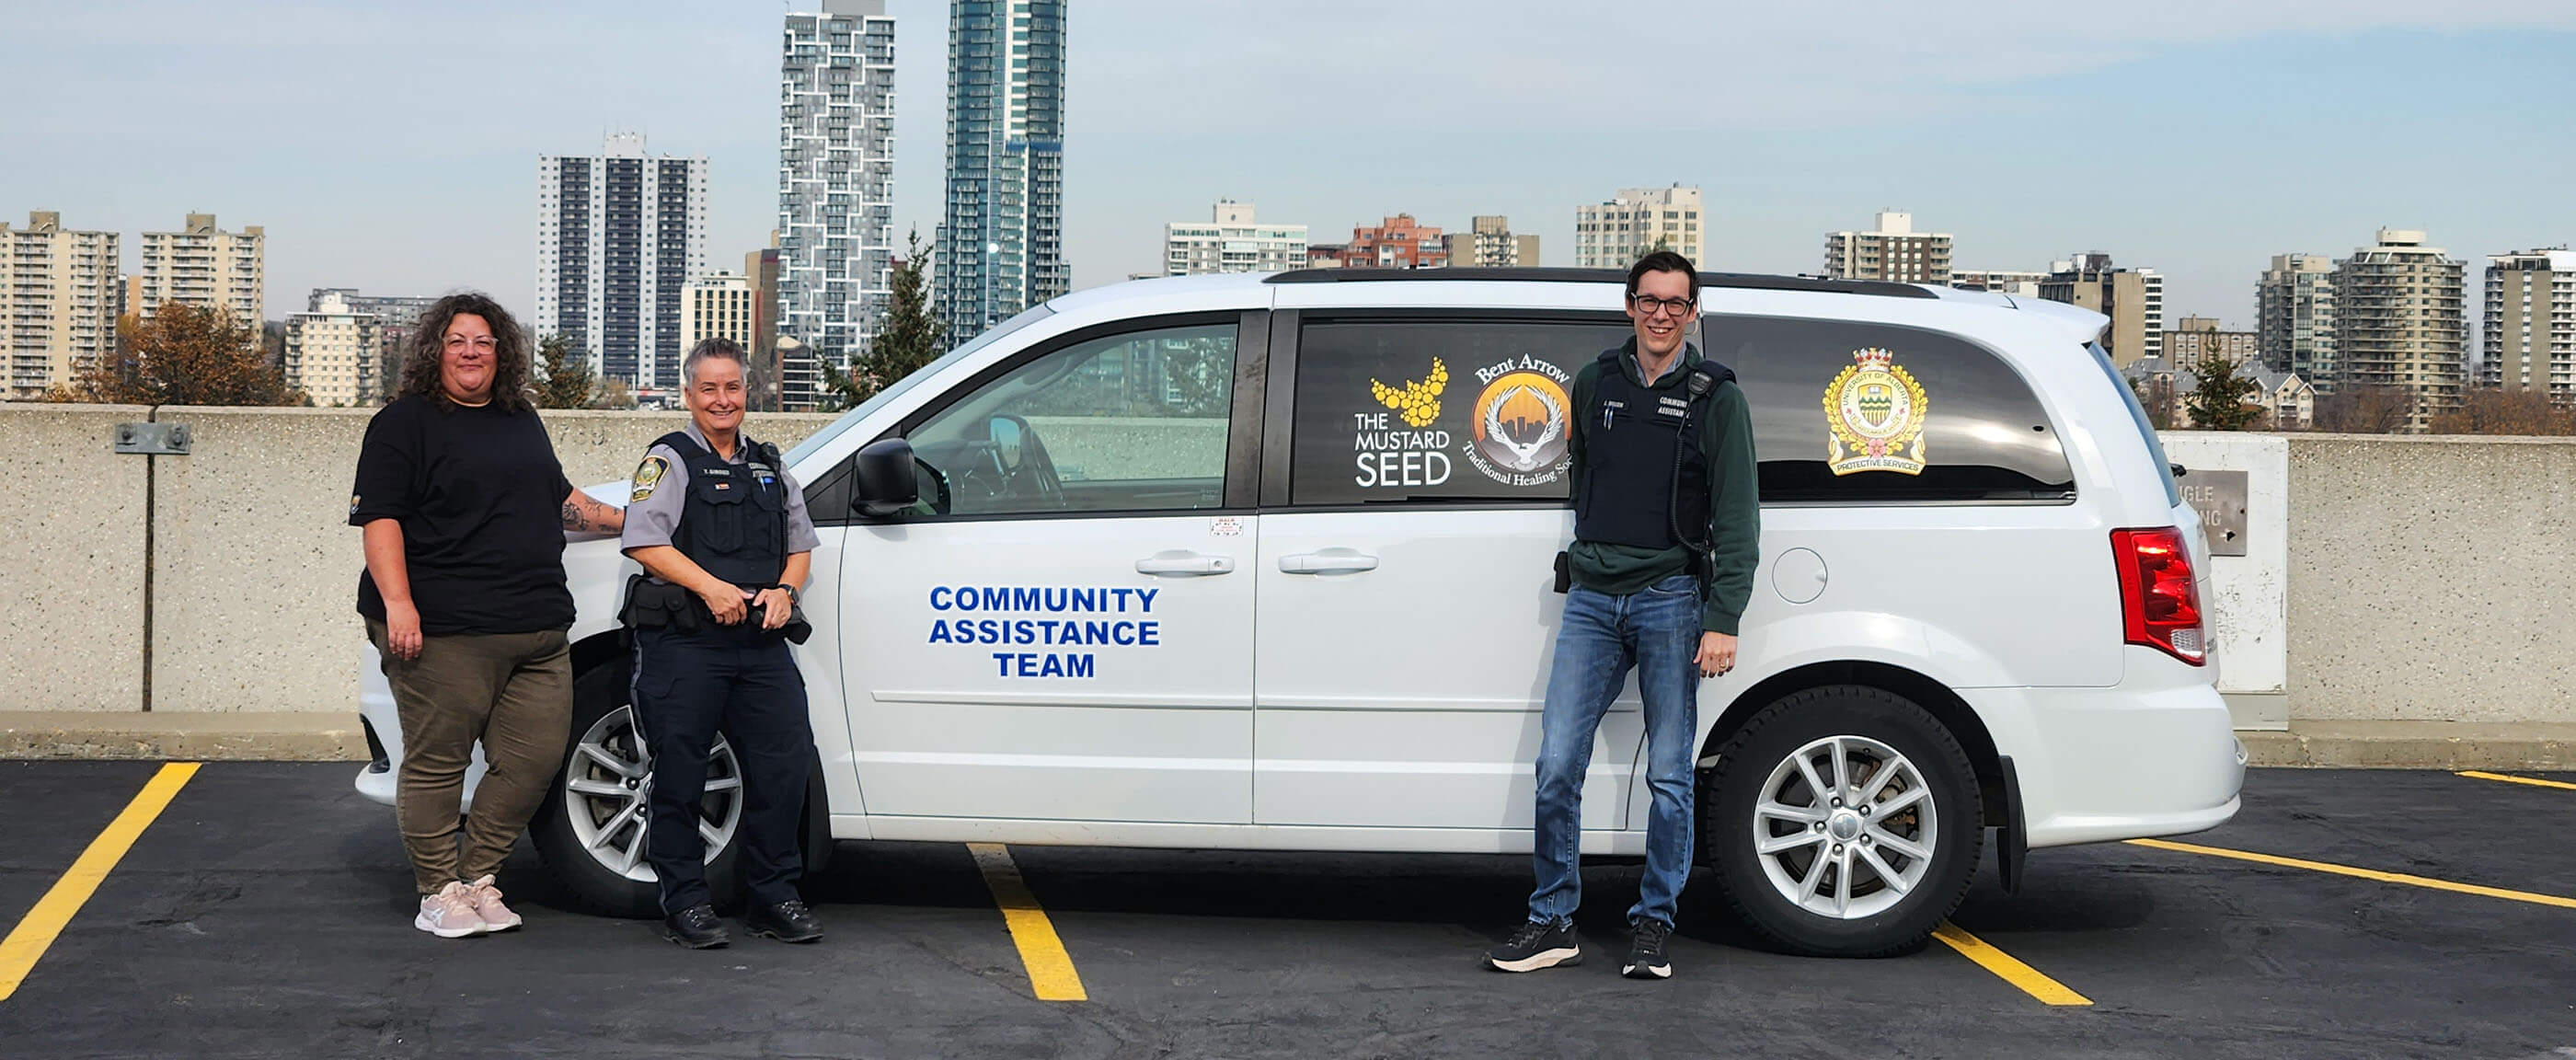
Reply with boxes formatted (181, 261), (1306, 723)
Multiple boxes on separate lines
(2179, 469), (2248, 557)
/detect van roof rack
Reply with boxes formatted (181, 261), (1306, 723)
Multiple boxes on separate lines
(1263, 267), (1938, 299)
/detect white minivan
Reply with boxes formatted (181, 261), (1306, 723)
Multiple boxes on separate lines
(357, 268), (2244, 956)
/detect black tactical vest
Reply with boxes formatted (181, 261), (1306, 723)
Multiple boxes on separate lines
(661, 431), (788, 590)
(1572, 349), (1734, 551)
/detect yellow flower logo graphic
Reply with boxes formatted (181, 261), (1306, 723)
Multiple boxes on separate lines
(1370, 358), (1448, 427)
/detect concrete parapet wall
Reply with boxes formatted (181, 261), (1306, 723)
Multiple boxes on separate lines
(6, 404), (837, 715)
(0, 405), (151, 711)
(2283, 435), (2576, 724)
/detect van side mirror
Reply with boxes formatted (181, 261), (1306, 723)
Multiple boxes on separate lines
(853, 437), (921, 518)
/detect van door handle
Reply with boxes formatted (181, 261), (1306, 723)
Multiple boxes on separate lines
(1135, 551), (1235, 576)
(1279, 550), (1380, 575)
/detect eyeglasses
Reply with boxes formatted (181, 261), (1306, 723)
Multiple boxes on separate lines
(1629, 294), (1696, 317)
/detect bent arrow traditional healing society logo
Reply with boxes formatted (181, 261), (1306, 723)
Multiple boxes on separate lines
(1465, 355), (1575, 487)
(1823, 347), (1928, 476)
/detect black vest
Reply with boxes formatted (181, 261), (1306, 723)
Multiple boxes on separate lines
(661, 431), (789, 590)
(1572, 349), (1734, 551)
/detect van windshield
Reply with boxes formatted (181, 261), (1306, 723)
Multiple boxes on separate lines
(2090, 341), (2181, 507)
(781, 304), (1057, 469)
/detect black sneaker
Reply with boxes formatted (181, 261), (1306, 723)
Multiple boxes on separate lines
(663, 904), (730, 950)
(744, 899), (823, 943)
(1622, 918), (1673, 980)
(1482, 919), (1581, 973)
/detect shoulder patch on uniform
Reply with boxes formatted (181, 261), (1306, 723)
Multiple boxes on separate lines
(630, 455), (669, 502)
(349, 494), (362, 517)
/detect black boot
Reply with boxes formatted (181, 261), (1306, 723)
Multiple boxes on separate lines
(662, 904), (730, 949)
(744, 899), (823, 943)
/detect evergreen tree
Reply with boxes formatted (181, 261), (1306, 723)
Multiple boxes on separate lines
(532, 334), (595, 409)
(2183, 351), (2266, 431)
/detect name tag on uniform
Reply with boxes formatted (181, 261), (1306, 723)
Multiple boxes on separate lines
(1657, 395), (1690, 420)
(1601, 399), (1626, 431)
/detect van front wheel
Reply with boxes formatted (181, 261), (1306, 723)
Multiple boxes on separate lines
(1701, 686), (1982, 957)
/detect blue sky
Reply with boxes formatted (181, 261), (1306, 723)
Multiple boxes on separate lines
(5, 1), (2569, 333)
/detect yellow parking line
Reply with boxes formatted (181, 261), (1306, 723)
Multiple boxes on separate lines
(0, 762), (201, 1002)
(967, 843), (1087, 1002)
(1931, 920), (2093, 1007)
(2458, 770), (2576, 792)
(2128, 837), (2576, 911)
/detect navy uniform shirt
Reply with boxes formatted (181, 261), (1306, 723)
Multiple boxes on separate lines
(621, 422), (820, 583)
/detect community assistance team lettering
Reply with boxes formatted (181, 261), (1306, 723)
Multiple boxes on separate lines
(926, 585), (1163, 678)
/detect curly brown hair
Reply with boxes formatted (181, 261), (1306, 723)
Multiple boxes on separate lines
(398, 293), (533, 411)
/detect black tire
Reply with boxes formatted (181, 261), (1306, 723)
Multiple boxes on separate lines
(1700, 685), (1983, 958)
(528, 657), (742, 918)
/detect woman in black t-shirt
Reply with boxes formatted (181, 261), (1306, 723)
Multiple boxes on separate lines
(349, 293), (625, 939)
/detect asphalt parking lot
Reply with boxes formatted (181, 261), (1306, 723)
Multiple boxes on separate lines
(3, 764), (2573, 1059)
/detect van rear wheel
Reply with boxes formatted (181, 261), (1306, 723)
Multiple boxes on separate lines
(1701, 686), (1981, 957)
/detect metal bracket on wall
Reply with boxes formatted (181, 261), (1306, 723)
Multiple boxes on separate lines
(114, 421), (191, 455)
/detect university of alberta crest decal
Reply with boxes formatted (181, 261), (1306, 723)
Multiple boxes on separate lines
(1823, 347), (1928, 476)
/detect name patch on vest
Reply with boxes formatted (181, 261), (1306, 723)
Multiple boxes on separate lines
(1657, 395), (1691, 420)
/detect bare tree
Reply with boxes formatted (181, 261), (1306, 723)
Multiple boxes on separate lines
(2430, 386), (2576, 436)
(2311, 385), (2414, 434)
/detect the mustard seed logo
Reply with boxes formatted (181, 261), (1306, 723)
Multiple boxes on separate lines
(1370, 358), (1447, 427)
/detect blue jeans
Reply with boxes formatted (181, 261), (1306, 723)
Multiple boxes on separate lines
(1527, 574), (1703, 928)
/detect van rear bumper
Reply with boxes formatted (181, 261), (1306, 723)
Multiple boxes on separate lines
(1969, 682), (2246, 849)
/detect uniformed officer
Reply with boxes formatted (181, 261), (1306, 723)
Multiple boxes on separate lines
(1483, 251), (1760, 982)
(619, 338), (824, 949)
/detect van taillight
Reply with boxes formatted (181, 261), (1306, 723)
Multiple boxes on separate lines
(2111, 527), (2205, 665)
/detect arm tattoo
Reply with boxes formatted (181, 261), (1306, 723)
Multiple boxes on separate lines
(562, 501), (604, 532)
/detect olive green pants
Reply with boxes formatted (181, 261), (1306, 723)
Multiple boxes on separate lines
(368, 620), (573, 895)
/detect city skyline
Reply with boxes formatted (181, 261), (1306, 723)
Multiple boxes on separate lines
(5, 2), (2571, 338)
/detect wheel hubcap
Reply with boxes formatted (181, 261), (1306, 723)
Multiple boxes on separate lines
(562, 706), (744, 883)
(1750, 734), (1938, 920)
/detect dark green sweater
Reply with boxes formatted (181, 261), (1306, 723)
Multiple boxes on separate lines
(1566, 340), (1761, 635)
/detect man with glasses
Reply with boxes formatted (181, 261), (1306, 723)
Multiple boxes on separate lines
(1484, 251), (1760, 981)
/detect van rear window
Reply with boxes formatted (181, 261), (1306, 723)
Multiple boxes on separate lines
(1722, 315), (2075, 503)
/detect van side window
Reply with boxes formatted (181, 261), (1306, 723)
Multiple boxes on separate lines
(904, 322), (1238, 517)
(1289, 317), (1628, 506)
(1714, 315), (2075, 503)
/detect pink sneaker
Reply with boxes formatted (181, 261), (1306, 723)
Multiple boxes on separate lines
(464, 874), (522, 933)
(414, 881), (482, 939)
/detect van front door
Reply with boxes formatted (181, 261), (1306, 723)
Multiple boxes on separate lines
(838, 317), (1260, 824)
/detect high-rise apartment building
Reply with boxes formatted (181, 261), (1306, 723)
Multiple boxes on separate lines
(938, 0), (1068, 350)
(1950, 269), (2047, 297)
(139, 213), (264, 326)
(2164, 316), (2260, 369)
(307, 288), (438, 403)
(1444, 215), (1541, 270)
(537, 133), (709, 391)
(2039, 253), (2165, 366)
(779, 1), (898, 410)
(284, 291), (381, 408)
(1343, 214), (1446, 270)
(1163, 200), (1306, 275)
(681, 271), (757, 361)
(744, 245), (784, 410)
(1825, 211), (1952, 285)
(1574, 186), (1704, 269)
(2333, 228), (2465, 430)
(2257, 253), (2338, 386)
(2478, 248), (2573, 402)
(2, 213), (120, 399)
